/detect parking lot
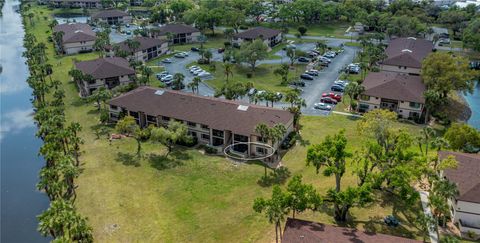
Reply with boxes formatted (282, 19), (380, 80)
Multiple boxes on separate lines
(152, 41), (358, 116)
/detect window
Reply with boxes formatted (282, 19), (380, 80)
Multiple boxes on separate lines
(201, 134), (210, 140)
(146, 115), (156, 122)
(212, 129), (224, 137)
(409, 102), (421, 108)
(110, 105), (118, 109)
(375, 97), (379, 100)
(256, 147), (266, 154)
(201, 124), (209, 130)
(189, 131), (197, 137)
(162, 116), (170, 121)
(187, 121), (196, 127)
(234, 134), (248, 142)
(129, 111), (139, 118)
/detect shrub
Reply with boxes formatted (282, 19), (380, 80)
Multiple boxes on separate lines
(246, 72), (253, 78)
(99, 110), (109, 124)
(199, 144), (218, 154)
(177, 136), (198, 147)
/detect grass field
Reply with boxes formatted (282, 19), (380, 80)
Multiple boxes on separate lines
(189, 62), (306, 93)
(262, 22), (350, 39)
(25, 5), (429, 242)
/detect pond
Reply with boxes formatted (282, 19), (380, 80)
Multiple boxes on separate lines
(464, 81), (480, 129)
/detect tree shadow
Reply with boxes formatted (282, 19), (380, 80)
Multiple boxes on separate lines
(257, 166), (291, 187)
(147, 149), (191, 171)
(116, 152), (140, 167)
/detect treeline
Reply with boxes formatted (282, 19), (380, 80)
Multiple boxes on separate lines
(21, 4), (93, 242)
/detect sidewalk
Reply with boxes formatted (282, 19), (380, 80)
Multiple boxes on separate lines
(419, 190), (439, 243)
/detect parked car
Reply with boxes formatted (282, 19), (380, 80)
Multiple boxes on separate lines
(156, 71), (169, 80)
(320, 97), (338, 104)
(161, 75), (173, 82)
(331, 85), (344, 92)
(305, 70), (319, 76)
(162, 58), (173, 63)
(324, 52), (336, 58)
(334, 80), (349, 87)
(191, 47), (200, 52)
(297, 57), (310, 63)
(193, 69), (204, 75)
(300, 73), (314, 80)
(319, 61), (329, 67)
(198, 71), (212, 78)
(308, 51), (318, 58)
(291, 80), (306, 87)
(218, 48), (225, 53)
(318, 56), (331, 63)
(174, 53), (186, 58)
(314, 102), (332, 111)
(322, 92), (342, 102)
(247, 88), (257, 96)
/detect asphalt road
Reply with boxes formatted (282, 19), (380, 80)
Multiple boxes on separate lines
(157, 41), (358, 116)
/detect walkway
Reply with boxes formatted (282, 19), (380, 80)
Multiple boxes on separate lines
(419, 190), (439, 243)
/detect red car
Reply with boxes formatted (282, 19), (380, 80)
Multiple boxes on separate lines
(320, 97), (338, 105)
(322, 92), (342, 102)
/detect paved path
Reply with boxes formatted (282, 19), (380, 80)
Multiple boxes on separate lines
(332, 111), (362, 118)
(419, 190), (439, 243)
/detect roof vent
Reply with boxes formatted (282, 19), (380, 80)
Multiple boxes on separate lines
(74, 30), (84, 33)
(401, 49), (412, 53)
(407, 37), (417, 40)
(154, 90), (164, 96)
(237, 105), (249, 111)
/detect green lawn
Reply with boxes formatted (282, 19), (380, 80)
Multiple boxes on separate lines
(26, 5), (429, 242)
(263, 22), (350, 39)
(189, 62), (306, 93)
(172, 33), (227, 52)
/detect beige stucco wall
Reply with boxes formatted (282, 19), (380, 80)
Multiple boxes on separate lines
(358, 96), (424, 118)
(64, 40), (95, 54)
(131, 42), (169, 62)
(82, 74), (132, 95)
(94, 16), (132, 25)
(450, 199), (480, 234)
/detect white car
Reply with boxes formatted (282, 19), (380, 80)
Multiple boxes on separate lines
(314, 102), (332, 111)
(334, 80), (349, 87)
(190, 67), (202, 73)
(161, 75), (173, 82)
(198, 71), (211, 78)
(318, 56), (331, 63)
(193, 69), (204, 75)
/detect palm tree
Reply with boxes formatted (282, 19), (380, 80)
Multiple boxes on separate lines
(255, 123), (271, 178)
(90, 87), (112, 111)
(53, 31), (64, 53)
(141, 66), (153, 85)
(172, 73), (185, 90)
(204, 50), (213, 64)
(316, 41), (327, 54)
(343, 82), (364, 111)
(125, 39), (141, 60)
(27, 12), (35, 26)
(223, 63), (234, 82)
(48, 19), (58, 31)
(274, 64), (290, 85)
(187, 77), (201, 94)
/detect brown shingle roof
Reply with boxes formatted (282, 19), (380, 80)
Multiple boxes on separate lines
(74, 57), (135, 80)
(152, 24), (199, 35)
(53, 23), (96, 44)
(440, 151), (480, 203)
(109, 87), (293, 136)
(383, 37), (433, 69)
(114, 37), (167, 53)
(91, 9), (129, 19)
(234, 27), (282, 40)
(362, 71), (426, 103)
(283, 218), (421, 243)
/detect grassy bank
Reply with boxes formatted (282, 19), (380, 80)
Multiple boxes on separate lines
(24, 5), (427, 242)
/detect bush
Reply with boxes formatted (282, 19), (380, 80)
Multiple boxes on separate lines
(99, 110), (110, 124)
(176, 136), (197, 147)
(246, 72), (253, 78)
(199, 144), (217, 154)
(224, 42), (231, 48)
(280, 131), (297, 149)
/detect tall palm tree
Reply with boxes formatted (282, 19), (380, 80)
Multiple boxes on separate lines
(53, 31), (64, 53)
(172, 73), (185, 90)
(255, 123), (271, 178)
(343, 82), (364, 111)
(48, 19), (58, 31)
(187, 77), (201, 94)
(253, 186), (288, 243)
(223, 63), (234, 82)
(125, 39), (141, 60)
(141, 65), (153, 84)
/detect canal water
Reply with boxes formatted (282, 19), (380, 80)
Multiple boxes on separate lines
(0, 0), (49, 242)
